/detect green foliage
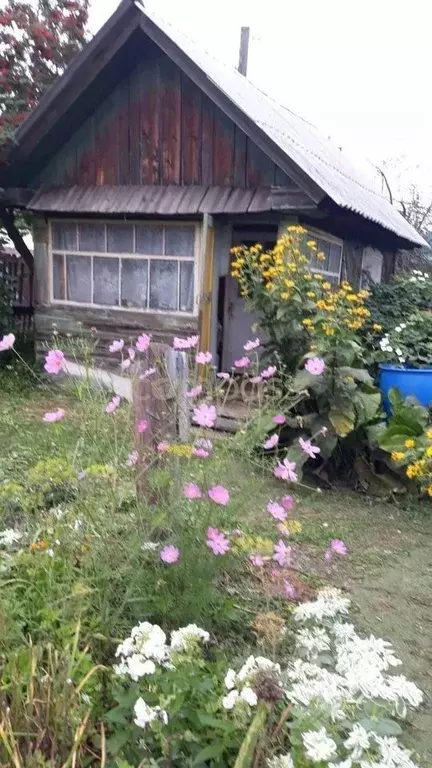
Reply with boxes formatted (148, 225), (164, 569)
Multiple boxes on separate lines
(364, 270), (432, 333)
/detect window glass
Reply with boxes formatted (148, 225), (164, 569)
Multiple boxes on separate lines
(149, 260), (178, 310)
(67, 255), (92, 303)
(93, 257), (119, 305)
(107, 223), (134, 254)
(180, 260), (194, 312)
(136, 225), (163, 255)
(79, 223), (106, 252)
(329, 242), (342, 274)
(52, 253), (65, 299)
(52, 222), (77, 251)
(165, 225), (195, 256)
(121, 259), (148, 308)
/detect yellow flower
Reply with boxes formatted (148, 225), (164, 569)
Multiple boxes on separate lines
(426, 446), (432, 458)
(346, 294), (358, 302)
(404, 439), (415, 449)
(426, 485), (432, 497)
(324, 326), (335, 336)
(427, 428), (432, 439)
(281, 292), (290, 300)
(391, 451), (406, 462)
(406, 464), (419, 479)
(284, 279), (295, 289)
(322, 281), (332, 291)
(315, 273), (324, 281)
(307, 291), (316, 299)
(306, 240), (317, 250)
(316, 251), (326, 261)
(373, 323), (383, 332)
(302, 318), (313, 328)
(316, 299), (327, 310)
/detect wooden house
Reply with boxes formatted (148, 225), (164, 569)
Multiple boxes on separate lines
(0, 0), (427, 367)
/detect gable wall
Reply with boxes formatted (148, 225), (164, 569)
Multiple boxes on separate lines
(32, 44), (297, 190)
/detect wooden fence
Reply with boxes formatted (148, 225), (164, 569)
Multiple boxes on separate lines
(0, 250), (34, 333)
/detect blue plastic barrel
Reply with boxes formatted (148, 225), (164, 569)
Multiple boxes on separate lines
(379, 364), (432, 413)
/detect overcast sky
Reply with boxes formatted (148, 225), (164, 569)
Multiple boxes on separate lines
(89, 0), (432, 202)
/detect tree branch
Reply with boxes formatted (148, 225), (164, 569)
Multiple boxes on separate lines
(0, 206), (33, 271)
(376, 166), (393, 205)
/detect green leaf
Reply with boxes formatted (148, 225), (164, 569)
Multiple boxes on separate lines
(197, 713), (233, 731)
(353, 391), (382, 425)
(339, 366), (375, 385)
(372, 718), (403, 737)
(192, 742), (226, 765)
(329, 407), (356, 437)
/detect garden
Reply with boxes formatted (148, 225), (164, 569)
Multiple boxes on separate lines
(0, 226), (431, 767)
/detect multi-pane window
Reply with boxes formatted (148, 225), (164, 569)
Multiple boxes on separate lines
(308, 231), (343, 285)
(50, 221), (197, 313)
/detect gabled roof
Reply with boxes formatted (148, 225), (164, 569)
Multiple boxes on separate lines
(11, 0), (427, 247)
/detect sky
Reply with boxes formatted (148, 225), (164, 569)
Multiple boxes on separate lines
(70, 0), (432, 203)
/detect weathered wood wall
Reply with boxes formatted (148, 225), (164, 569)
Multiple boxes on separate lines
(32, 43), (297, 191)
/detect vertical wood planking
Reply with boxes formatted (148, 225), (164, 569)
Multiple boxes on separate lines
(233, 126), (247, 187)
(201, 94), (214, 185)
(117, 78), (130, 184)
(246, 139), (276, 186)
(128, 65), (141, 185)
(160, 57), (181, 184)
(181, 75), (202, 184)
(139, 58), (161, 184)
(76, 118), (96, 186)
(213, 107), (234, 186)
(93, 93), (119, 185)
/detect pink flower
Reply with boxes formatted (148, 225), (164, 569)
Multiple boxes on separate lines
(193, 448), (209, 458)
(206, 528), (230, 555)
(273, 539), (291, 567)
(105, 395), (120, 414)
(188, 335), (199, 348)
(193, 438), (212, 457)
(272, 414), (286, 425)
(250, 376), (262, 384)
(43, 408), (65, 423)
(173, 335), (199, 350)
(282, 495), (294, 511)
(183, 482), (202, 499)
(217, 372), (230, 380)
(284, 580), (296, 600)
(139, 367), (156, 380)
(187, 385), (203, 398)
(160, 545), (180, 564)
(157, 442), (170, 453)
(299, 437), (320, 459)
(109, 339), (124, 353)
(44, 350), (65, 375)
(261, 366), (277, 379)
(243, 338), (260, 351)
(305, 357), (326, 376)
(234, 356), (250, 368)
(208, 485), (230, 506)
(250, 555), (265, 567)
(263, 433), (279, 450)
(121, 358), (131, 371)
(196, 351), (212, 365)
(193, 403), (217, 428)
(126, 450), (139, 467)
(0, 333), (15, 351)
(274, 459), (298, 483)
(137, 419), (149, 433)
(136, 334), (151, 352)
(331, 539), (348, 555)
(267, 501), (287, 521)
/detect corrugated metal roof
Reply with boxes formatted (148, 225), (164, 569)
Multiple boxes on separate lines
(135, 1), (427, 247)
(28, 185), (315, 215)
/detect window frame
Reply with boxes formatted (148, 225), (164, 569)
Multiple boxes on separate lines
(48, 218), (202, 316)
(307, 227), (344, 284)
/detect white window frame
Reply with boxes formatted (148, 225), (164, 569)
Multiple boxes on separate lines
(307, 227), (344, 284)
(48, 218), (202, 316)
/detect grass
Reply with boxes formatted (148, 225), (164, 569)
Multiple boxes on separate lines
(1, 371), (432, 764)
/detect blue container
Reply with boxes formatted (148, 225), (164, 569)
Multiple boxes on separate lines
(379, 364), (432, 413)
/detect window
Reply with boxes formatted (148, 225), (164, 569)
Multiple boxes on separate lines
(50, 221), (198, 313)
(308, 230), (343, 285)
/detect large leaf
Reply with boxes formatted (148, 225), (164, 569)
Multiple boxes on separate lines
(353, 390), (382, 426)
(339, 366), (375, 386)
(192, 742), (226, 765)
(329, 406), (356, 437)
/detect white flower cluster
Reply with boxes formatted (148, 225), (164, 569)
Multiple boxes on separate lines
(114, 621), (209, 682)
(134, 697), (168, 729)
(222, 655), (280, 711)
(293, 587), (351, 622)
(267, 755), (294, 768)
(0, 528), (22, 548)
(409, 270), (429, 283)
(379, 329), (405, 363)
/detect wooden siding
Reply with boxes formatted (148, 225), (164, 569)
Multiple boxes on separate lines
(32, 47), (297, 191)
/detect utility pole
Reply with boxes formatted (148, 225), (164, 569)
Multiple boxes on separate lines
(238, 26), (250, 77)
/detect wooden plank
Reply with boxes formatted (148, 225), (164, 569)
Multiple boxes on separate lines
(248, 187), (272, 212)
(154, 185), (187, 214)
(213, 107), (234, 186)
(138, 57), (161, 185)
(160, 57), (181, 184)
(93, 92), (119, 186)
(201, 94), (214, 185)
(181, 75), (202, 184)
(246, 139), (275, 186)
(222, 187), (254, 214)
(176, 185), (208, 214)
(117, 78), (130, 184)
(233, 126), (247, 187)
(128, 64), (141, 185)
(76, 118), (96, 186)
(275, 165), (299, 189)
(199, 216), (215, 353)
(199, 186), (232, 214)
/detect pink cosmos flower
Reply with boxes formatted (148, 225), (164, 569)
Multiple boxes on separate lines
(325, 539), (348, 563)
(299, 437), (321, 459)
(282, 495), (294, 511)
(196, 351), (212, 365)
(193, 448), (209, 458)
(139, 367), (156, 380)
(234, 356), (250, 368)
(44, 350), (65, 375)
(208, 485), (230, 506)
(43, 408), (65, 423)
(126, 450), (139, 467)
(137, 419), (149, 433)
(183, 482), (202, 499)
(274, 459), (298, 483)
(305, 357), (326, 376)
(284, 580), (296, 600)
(136, 334), (151, 352)
(250, 376), (263, 384)
(187, 385), (203, 398)
(267, 501), (287, 521)
(160, 545), (180, 564)
(173, 335), (199, 350)
(193, 403), (217, 428)
(0, 333), (15, 351)
(109, 339), (124, 353)
(206, 528), (230, 555)
(261, 366), (277, 379)
(157, 442), (170, 453)
(188, 335), (199, 348)
(105, 395), (120, 414)
(273, 414), (286, 425)
(273, 539), (291, 567)
(243, 338), (260, 351)
(263, 433), (279, 450)
(121, 358), (131, 371)
(250, 555), (265, 567)
(217, 372), (230, 380)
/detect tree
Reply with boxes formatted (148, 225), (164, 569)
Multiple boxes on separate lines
(0, 0), (89, 149)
